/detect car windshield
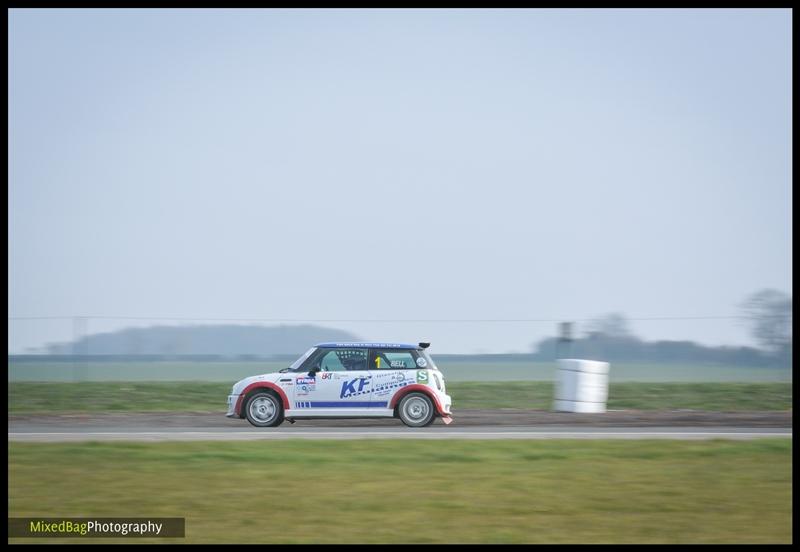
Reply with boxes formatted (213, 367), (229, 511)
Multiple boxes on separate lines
(287, 347), (317, 371)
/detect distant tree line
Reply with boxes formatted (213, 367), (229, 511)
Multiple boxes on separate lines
(532, 289), (791, 366)
(531, 332), (785, 366)
(38, 324), (361, 357)
(11, 289), (791, 367)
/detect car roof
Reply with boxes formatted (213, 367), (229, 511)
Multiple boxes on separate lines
(315, 342), (419, 349)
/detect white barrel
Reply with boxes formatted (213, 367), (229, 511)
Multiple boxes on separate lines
(553, 359), (610, 413)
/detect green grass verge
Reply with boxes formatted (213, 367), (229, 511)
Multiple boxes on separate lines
(7, 381), (793, 414)
(8, 439), (792, 543)
(9, 360), (792, 382)
(450, 381), (793, 411)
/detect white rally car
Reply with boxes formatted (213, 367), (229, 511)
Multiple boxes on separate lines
(227, 342), (452, 428)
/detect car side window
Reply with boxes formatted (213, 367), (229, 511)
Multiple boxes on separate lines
(317, 350), (347, 372)
(370, 350), (417, 370)
(316, 348), (368, 371)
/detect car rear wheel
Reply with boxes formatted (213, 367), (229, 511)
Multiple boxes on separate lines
(398, 392), (435, 428)
(245, 391), (284, 427)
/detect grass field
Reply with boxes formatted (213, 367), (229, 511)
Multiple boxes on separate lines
(7, 381), (793, 413)
(8, 439), (792, 543)
(8, 359), (792, 382)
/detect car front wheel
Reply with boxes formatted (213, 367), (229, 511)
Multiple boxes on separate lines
(245, 391), (284, 427)
(398, 392), (435, 427)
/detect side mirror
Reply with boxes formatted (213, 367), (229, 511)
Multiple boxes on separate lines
(308, 366), (320, 377)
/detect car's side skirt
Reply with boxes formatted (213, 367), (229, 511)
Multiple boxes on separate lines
(284, 408), (395, 418)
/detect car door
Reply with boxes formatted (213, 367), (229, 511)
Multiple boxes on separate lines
(292, 347), (373, 411)
(368, 348), (419, 409)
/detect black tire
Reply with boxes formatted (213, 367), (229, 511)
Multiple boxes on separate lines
(398, 392), (436, 428)
(244, 391), (284, 427)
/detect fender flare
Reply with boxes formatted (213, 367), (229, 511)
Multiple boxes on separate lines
(389, 384), (447, 416)
(235, 382), (291, 417)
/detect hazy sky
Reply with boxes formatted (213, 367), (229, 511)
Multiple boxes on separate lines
(8, 8), (792, 353)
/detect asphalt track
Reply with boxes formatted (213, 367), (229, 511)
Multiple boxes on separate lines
(8, 410), (792, 441)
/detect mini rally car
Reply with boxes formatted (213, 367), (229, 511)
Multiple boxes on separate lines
(227, 342), (453, 428)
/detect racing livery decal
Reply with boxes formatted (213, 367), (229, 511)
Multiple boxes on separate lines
(340, 376), (371, 398)
(373, 379), (413, 397)
(371, 371), (411, 397)
(296, 376), (316, 395)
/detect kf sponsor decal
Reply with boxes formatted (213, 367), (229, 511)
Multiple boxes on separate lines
(340, 377), (370, 398)
(416, 370), (429, 383)
(296, 376), (316, 395)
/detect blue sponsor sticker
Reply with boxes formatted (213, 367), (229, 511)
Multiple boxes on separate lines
(296, 376), (316, 395)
